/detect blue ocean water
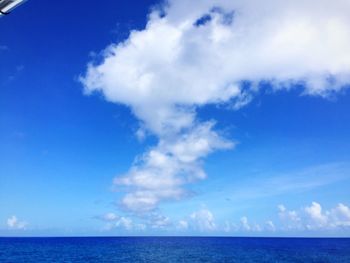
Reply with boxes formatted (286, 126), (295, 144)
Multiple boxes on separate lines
(0, 237), (349, 262)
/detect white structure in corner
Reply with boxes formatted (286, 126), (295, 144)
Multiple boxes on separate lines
(0, 0), (26, 16)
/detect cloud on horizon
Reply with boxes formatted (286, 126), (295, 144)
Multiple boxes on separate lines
(6, 216), (27, 230)
(279, 202), (350, 231)
(96, 202), (350, 234)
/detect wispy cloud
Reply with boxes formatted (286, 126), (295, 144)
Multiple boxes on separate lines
(227, 163), (350, 200)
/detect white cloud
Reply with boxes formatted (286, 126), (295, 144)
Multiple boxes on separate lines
(278, 205), (301, 222)
(82, 0), (350, 114)
(115, 217), (133, 230)
(222, 203), (350, 234)
(304, 202), (350, 230)
(224, 222), (231, 233)
(238, 216), (263, 232)
(102, 212), (119, 221)
(265, 220), (276, 232)
(6, 215), (27, 230)
(97, 203), (350, 233)
(190, 208), (216, 231)
(114, 122), (233, 212)
(177, 220), (189, 230)
(278, 204), (303, 230)
(149, 214), (171, 229)
(81, 0), (350, 212)
(278, 202), (350, 231)
(330, 203), (350, 227)
(97, 212), (142, 231)
(240, 216), (250, 231)
(305, 202), (328, 229)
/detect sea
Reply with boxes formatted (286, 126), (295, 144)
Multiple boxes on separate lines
(0, 237), (349, 262)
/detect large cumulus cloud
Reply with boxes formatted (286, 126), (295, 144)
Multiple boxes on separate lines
(81, 0), (350, 212)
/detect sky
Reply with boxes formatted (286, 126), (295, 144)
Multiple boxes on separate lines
(1, 0), (350, 237)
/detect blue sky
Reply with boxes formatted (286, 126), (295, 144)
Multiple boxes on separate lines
(1, 0), (350, 236)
